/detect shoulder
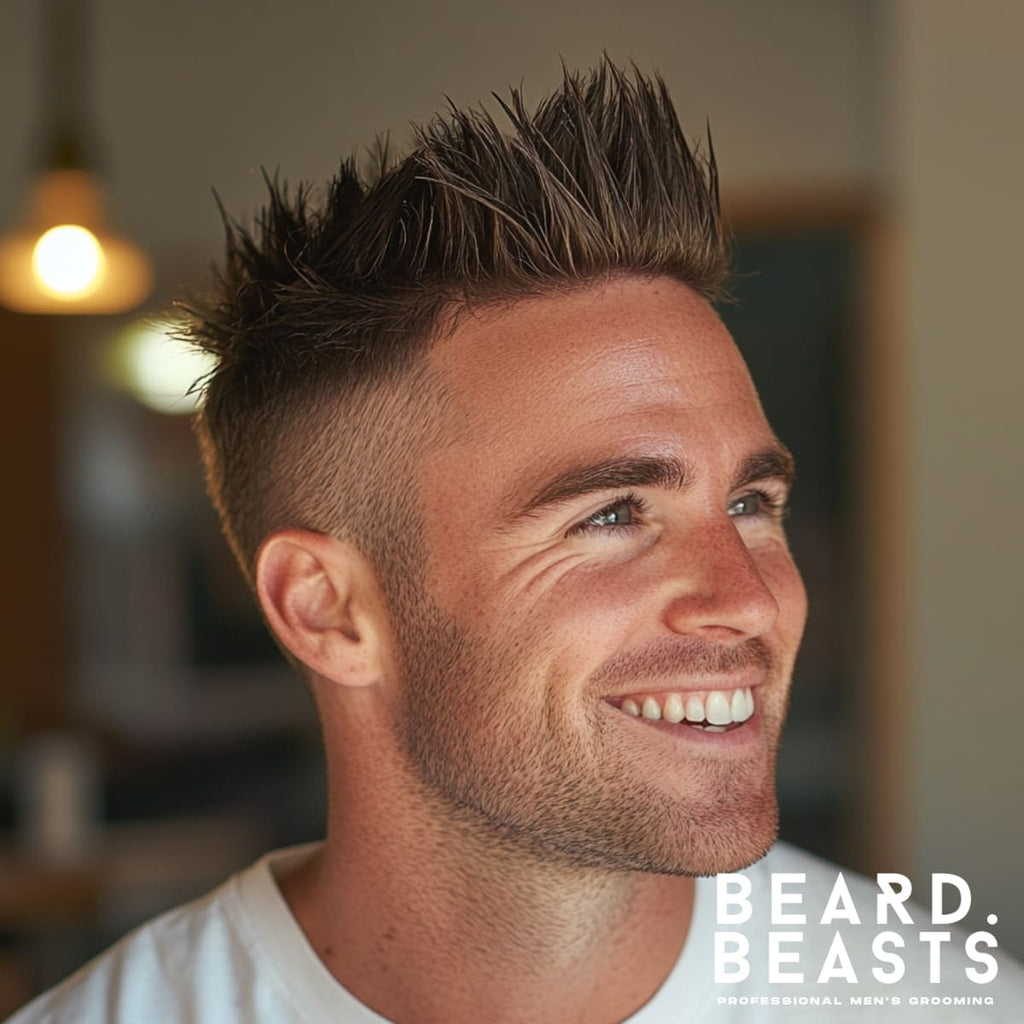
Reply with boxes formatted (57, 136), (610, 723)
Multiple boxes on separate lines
(6, 846), (318, 1024)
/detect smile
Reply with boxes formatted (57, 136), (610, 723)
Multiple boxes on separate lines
(613, 688), (756, 732)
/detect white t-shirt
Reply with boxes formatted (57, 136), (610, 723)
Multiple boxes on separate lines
(8, 842), (1024, 1022)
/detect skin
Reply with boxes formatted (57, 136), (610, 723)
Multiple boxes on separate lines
(258, 276), (807, 1024)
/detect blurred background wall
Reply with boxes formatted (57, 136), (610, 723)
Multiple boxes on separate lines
(892, 0), (1024, 963)
(0, 0), (1021, 1009)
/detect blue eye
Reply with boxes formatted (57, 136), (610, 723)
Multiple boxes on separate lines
(589, 500), (636, 527)
(569, 493), (647, 535)
(727, 490), (788, 520)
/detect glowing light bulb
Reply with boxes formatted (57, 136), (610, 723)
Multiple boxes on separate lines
(31, 224), (106, 299)
(0, 171), (152, 313)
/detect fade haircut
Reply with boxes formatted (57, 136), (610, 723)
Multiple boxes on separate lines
(184, 59), (728, 588)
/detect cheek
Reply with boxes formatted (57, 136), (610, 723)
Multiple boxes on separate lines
(514, 557), (666, 670)
(431, 557), (657, 698)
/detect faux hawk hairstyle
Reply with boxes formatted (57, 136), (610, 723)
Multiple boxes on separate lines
(183, 59), (729, 589)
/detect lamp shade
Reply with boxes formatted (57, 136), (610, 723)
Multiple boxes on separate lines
(0, 168), (152, 315)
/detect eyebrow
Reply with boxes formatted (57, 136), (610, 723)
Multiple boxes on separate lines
(506, 445), (795, 523)
(732, 446), (796, 493)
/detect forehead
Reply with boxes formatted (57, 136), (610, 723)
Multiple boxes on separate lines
(426, 276), (772, 470)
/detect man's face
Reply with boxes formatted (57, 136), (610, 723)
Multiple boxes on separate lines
(388, 276), (807, 876)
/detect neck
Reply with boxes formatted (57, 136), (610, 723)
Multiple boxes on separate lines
(280, 753), (695, 1024)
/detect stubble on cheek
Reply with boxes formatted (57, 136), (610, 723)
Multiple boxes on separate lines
(388, 586), (788, 875)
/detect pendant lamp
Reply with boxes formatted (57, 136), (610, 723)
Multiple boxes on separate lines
(0, 0), (152, 314)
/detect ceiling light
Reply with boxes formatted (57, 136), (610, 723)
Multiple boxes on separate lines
(0, 0), (153, 315)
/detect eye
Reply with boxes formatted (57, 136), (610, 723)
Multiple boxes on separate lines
(727, 489), (788, 520)
(568, 493), (648, 535)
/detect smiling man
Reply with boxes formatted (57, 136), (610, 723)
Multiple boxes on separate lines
(11, 61), (1024, 1024)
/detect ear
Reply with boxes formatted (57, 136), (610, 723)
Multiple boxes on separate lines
(255, 529), (388, 687)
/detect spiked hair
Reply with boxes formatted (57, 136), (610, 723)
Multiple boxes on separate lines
(184, 60), (728, 582)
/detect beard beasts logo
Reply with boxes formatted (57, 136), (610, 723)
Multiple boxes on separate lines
(714, 872), (999, 987)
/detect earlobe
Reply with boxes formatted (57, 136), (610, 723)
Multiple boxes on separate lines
(255, 529), (386, 687)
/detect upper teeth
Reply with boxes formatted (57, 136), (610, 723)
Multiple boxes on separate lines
(620, 688), (755, 725)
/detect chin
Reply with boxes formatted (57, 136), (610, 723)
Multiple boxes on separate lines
(676, 819), (778, 878)
(530, 779), (781, 879)
(652, 778), (781, 878)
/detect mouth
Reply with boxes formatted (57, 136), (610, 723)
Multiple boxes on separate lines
(606, 687), (756, 734)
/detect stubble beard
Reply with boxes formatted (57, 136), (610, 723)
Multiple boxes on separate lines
(388, 579), (788, 878)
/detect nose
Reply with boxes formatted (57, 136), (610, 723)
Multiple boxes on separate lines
(660, 517), (781, 641)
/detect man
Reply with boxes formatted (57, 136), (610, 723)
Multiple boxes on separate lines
(10, 61), (1024, 1023)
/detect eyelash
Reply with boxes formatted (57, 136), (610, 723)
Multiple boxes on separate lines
(567, 488), (790, 536)
(567, 492), (648, 536)
(728, 489), (791, 522)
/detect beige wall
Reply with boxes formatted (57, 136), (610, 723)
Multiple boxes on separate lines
(888, 0), (1024, 958)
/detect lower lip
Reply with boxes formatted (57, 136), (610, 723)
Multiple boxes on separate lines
(605, 703), (763, 748)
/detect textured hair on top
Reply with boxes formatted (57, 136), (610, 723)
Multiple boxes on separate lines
(184, 59), (728, 585)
